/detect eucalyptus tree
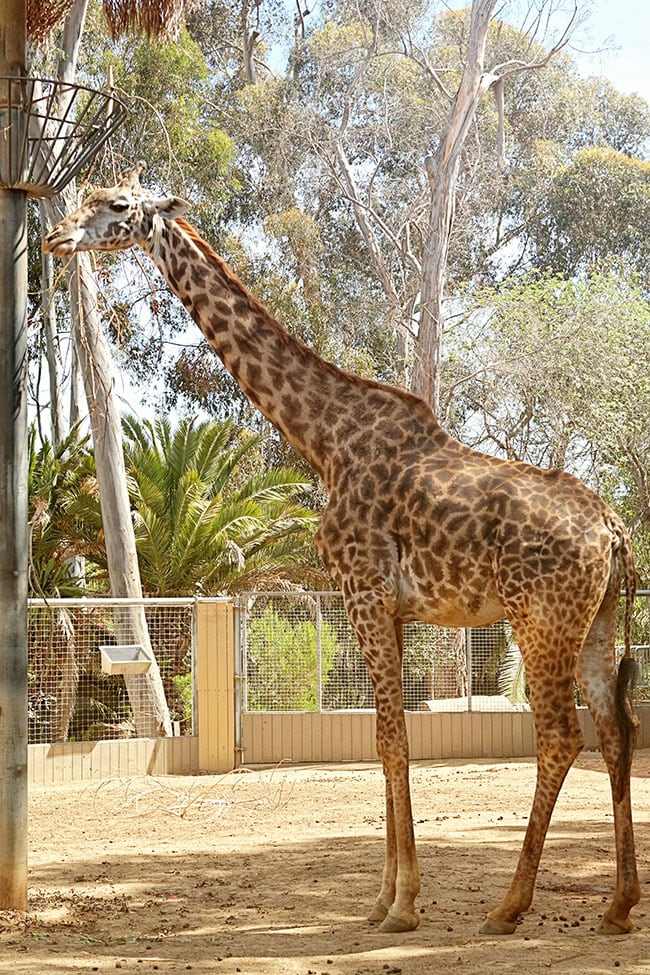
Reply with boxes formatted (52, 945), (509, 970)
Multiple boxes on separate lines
(30, 0), (206, 739)
(447, 268), (650, 580)
(528, 147), (650, 280)
(182, 0), (644, 419)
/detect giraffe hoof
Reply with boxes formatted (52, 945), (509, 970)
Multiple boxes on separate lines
(479, 916), (518, 935)
(379, 911), (419, 933)
(367, 902), (389, 923)
(597, 915), (634, 935)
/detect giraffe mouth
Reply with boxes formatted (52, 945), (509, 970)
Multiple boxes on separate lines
(42, 232), (78, 258)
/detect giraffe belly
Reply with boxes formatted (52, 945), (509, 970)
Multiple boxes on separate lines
(398, 590), (506, 628)
(394, 566), (505, 629)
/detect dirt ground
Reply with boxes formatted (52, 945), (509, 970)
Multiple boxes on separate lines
(2, 750), (650, 975)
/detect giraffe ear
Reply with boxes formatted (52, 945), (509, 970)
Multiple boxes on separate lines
(147, 196), (191, 220)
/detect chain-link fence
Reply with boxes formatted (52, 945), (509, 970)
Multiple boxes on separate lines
(28, 598), (195, 744)
(240, 590), (650, 714)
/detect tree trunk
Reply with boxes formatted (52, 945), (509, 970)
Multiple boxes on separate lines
(36, 0), (172, 737)
(63, 241), (173, 738)
(42, 191), (174, 739)
(412, 0), (497, 414)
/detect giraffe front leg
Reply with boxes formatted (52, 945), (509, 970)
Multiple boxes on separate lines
(346, 597), (420, 932)
(372, 669), (420, 931)
(367, 776), (396, 923)
(371, 754), (420, 933)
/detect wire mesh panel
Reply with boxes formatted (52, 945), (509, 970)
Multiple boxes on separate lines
(28, 599), (195, 743)
(241, 592), (525, 713)
(240, 592), (339, 711)
(241, 591), (650, 714)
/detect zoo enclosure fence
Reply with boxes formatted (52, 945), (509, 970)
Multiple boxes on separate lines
(26, 591), (650, 783)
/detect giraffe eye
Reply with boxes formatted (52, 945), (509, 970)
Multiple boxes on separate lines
(110, 201), (129, 213)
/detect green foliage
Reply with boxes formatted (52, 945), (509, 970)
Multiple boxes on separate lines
(246, 604), (338, 711)
(28, 426), (101, 596)
(28, 416), (323, 598)
(121, 415), (320, 595)
(172, 673), (193, 729)
(108, 28), (236, 185)
(449, 267), (650, 579)
(531, 147), (650, 277)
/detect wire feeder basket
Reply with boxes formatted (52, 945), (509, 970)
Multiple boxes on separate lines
(0, 76), (128, 198)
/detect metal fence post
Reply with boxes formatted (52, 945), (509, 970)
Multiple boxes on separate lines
(316, 593), (323, 712)
(466, 628), (473, 712)
(0, 0), (28, 908)
(233, 598), (244, 767)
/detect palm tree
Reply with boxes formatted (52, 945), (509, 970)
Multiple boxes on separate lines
(28, 424), (99, 597)
(121, 414), (322, 596)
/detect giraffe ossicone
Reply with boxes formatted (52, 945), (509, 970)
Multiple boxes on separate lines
(43, 167), (641, 937)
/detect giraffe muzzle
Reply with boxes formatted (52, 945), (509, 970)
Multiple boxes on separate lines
(42, 227), (82, 257)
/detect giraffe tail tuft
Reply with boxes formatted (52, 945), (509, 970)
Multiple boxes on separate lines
(612, 528), (639, 803)
(613, 654), (639, 806)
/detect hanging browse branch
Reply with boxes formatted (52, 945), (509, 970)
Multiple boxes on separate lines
(27, 0), (196, 43)
(102, 0), (199, 40)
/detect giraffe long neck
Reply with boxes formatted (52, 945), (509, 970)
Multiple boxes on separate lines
(142, 217), (430, 485)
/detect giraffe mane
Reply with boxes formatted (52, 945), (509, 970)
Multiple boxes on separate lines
(174, 218), (434, 420)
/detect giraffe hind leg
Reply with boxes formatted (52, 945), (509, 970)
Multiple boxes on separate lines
(480, 705), (584, 934)
(577, 594), (640, 934)
(480, 628), (584, 935)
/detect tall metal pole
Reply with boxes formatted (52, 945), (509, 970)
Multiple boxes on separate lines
(0, 0), (29, 911)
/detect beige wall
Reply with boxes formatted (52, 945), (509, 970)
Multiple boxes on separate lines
(29, 736), (198, 785)
(239, 706), (650, 767)
(241, 710), (539, 765)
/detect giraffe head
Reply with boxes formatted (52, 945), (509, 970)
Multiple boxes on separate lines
(43, 162), (190, 258)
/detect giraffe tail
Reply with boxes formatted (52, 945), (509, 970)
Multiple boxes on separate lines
(613, 530), (639, 802)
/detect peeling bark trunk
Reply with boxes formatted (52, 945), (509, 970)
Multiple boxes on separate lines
(412, 0), (497, 414)
(63, 245), (172, 738)
(38, 200), (65, 444)
(38, 0), (172, 738)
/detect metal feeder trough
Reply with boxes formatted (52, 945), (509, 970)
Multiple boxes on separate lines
(100, 644), (153, 676)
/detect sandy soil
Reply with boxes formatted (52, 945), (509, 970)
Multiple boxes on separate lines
(2, 749), (650, 975)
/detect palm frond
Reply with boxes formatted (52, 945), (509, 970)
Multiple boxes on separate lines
(498, 642), (528, 706)
(102, 0), (197, 41)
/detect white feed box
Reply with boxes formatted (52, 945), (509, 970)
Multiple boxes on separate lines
(99, 644), (153, 675)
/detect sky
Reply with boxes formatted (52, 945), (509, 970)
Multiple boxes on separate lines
(572, 0), (650, 103)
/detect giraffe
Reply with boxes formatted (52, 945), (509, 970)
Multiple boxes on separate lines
(43, 163), (640, 937)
